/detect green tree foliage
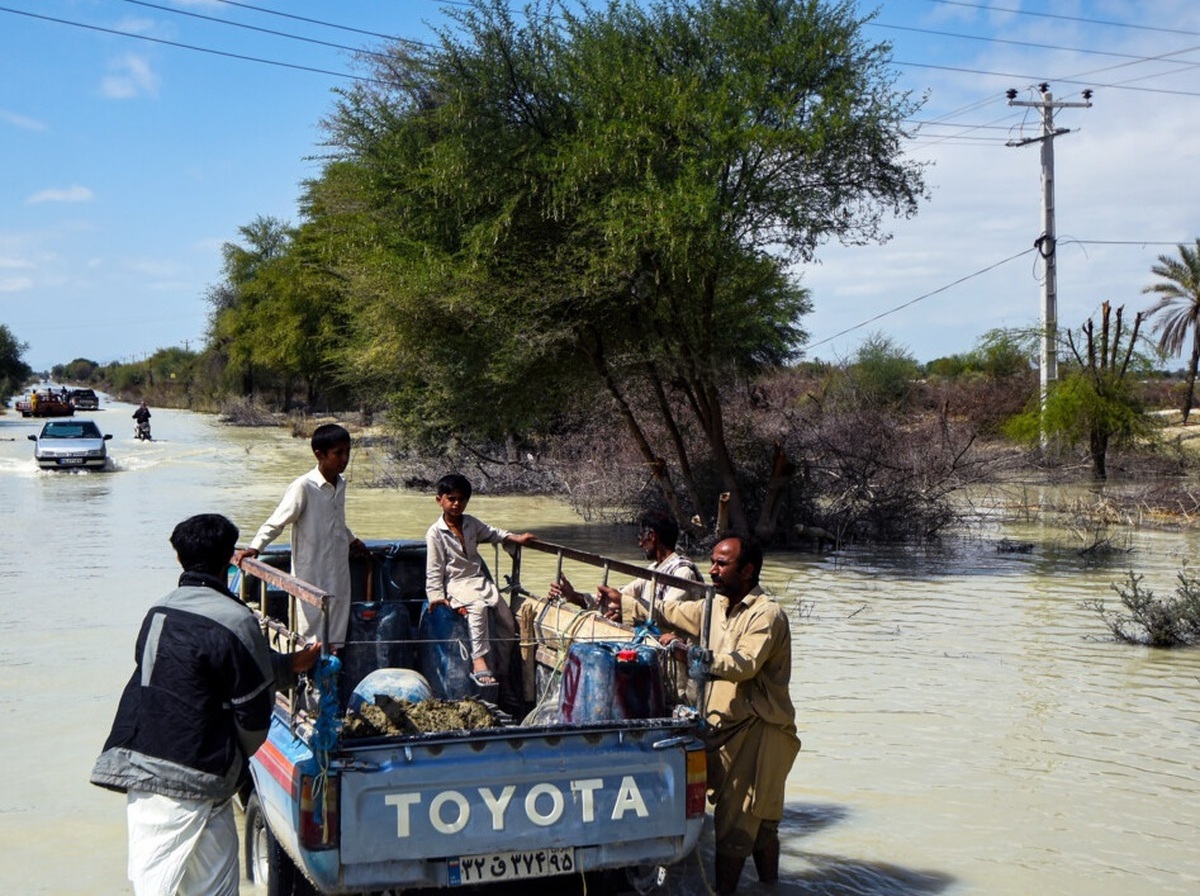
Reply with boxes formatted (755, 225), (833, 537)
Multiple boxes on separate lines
(1006, 303), (1155, 479)
(926, 327), (1037, 380)
(205, 216), (348, 409)
(206, 215), (295, 398)
(0, 324), (33, 403)
(839, 332), (920, 408)
(1142, 238), (1200, 423)
(51, 358), (100, 383)
(91, 347), (201, 406)
(313, 0), (925, 537)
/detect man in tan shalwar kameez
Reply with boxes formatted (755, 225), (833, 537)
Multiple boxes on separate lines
(652, 536), (801, 894)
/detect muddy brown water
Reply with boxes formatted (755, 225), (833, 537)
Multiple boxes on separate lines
(2, 399), (1198, 894)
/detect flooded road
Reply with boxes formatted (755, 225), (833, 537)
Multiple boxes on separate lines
(1, 397), (1198, 894)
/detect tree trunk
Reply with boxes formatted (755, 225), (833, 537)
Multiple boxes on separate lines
(1090, 428), (1108, 480)
(596, 360), (692, 529)
(1183, 331), (1200, 425)
(647, 366), (704, 530)
(753, 442), (794, 545)
(693, 380), (749, 539)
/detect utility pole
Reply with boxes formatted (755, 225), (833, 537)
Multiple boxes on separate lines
(1006, 83), (1092, 443)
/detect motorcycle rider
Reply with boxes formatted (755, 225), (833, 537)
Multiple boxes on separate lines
(132, 400), (152, 440)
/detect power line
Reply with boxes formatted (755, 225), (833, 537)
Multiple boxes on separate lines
(1063, 239), (1188, 248)
(0, 4), (388, 83)
(875, 21), (1200, 70)
(925, 0), (1200, 40)
(806, 237), (1184, 353)
(806, 248), (1039, 351)
(207, 0), (409, 43)
(119, 0), (406, 60)
(891, 57), (1200, 99)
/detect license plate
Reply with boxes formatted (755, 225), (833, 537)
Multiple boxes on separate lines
(448, 848), (576, 886)
(59, 458), (84, 465)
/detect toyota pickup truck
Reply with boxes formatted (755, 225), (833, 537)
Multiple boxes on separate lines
(235, 538), (712, 895)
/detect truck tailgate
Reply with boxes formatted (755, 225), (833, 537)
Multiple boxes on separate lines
(339, 724), (688, 863)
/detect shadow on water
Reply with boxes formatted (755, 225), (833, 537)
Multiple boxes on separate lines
(773, 803), (954, 896)
(771, 856), (954, 896)
(478, 802), (953, 896)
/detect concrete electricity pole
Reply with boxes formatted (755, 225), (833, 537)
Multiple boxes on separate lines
(1006, 84), (1092, 435)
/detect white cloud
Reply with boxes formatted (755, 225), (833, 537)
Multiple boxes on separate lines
(26, 185), (95, 205)
(113, 16), (160, 37)
(101, 54), (161, 100)
(0, 276), (34, 293)
(0, 110), (46, 131)
(124, 257), (184, 278)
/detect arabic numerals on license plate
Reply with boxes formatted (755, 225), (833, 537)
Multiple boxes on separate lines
(449, 848), (575, 885)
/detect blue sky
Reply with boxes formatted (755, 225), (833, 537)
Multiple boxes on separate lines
(2, 1), (1198, 372)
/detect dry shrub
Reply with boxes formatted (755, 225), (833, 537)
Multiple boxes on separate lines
(219, 396), (278, 427)
(1084, 569), (1200, 646)
(779, 402), (982, 542)
(373, 366), (997, 544)
(916, 371), (1037, 435)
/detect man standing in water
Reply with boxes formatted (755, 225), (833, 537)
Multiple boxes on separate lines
(655, 536), (801, 894)
(90, 513), (320, 895)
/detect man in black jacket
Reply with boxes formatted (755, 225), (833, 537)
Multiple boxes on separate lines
(91, 513), (319, 896)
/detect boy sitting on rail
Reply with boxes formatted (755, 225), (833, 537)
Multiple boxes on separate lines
(425, 473), (536, 688)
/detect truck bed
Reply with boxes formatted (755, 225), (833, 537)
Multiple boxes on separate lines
(237, 540), (711, 894)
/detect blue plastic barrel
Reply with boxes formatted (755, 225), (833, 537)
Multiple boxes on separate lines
(559, 642), (617, 723)
(416, 603), (477, 700)
(340, 601), (414, 705)
(613, 644), (665, 719)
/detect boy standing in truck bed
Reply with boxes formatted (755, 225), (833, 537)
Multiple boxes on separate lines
(236, 423), (367, 649)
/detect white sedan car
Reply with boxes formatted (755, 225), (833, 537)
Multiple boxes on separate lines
(28, 419), (113, 471)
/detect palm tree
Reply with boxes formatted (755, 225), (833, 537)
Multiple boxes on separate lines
(1143, 239), (1200, 423)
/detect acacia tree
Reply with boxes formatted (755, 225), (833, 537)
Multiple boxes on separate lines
(0, 323), (33, 403)
(205, 216), (346, 408)
(207, 216), (293, 397)
(1142, 238), (1200, 424)
(318, 0), (925, 538)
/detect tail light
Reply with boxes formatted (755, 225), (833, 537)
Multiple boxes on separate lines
(685, 746), (707, 818)
(299, 774), (339, 850)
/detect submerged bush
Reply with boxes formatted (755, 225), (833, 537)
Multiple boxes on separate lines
(1084, 569), (1200, 646)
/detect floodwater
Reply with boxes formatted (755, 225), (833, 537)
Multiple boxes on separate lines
(1, 396), (1198, 895)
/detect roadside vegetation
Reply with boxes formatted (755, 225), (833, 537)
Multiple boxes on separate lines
(0, 324), (33, 402)
(1084, 568), (1200, 647)
(6, 1), (1200, 556)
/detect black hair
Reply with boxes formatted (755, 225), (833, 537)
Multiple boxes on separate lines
(436, 473), (473, 499)
(716, 532), (763, 589)
(311, 423), (351, 453)
(170, 514), (239, 576)
(639, 509), (679, 550)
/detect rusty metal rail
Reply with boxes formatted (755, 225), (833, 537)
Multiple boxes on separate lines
(514, 539), (715, 717)
(236, 555), (334, 651)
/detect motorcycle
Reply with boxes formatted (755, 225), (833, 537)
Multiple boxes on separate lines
(134, 420), (152, 441)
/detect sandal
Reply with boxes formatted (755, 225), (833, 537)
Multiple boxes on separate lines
(471, 669), (498, 686)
